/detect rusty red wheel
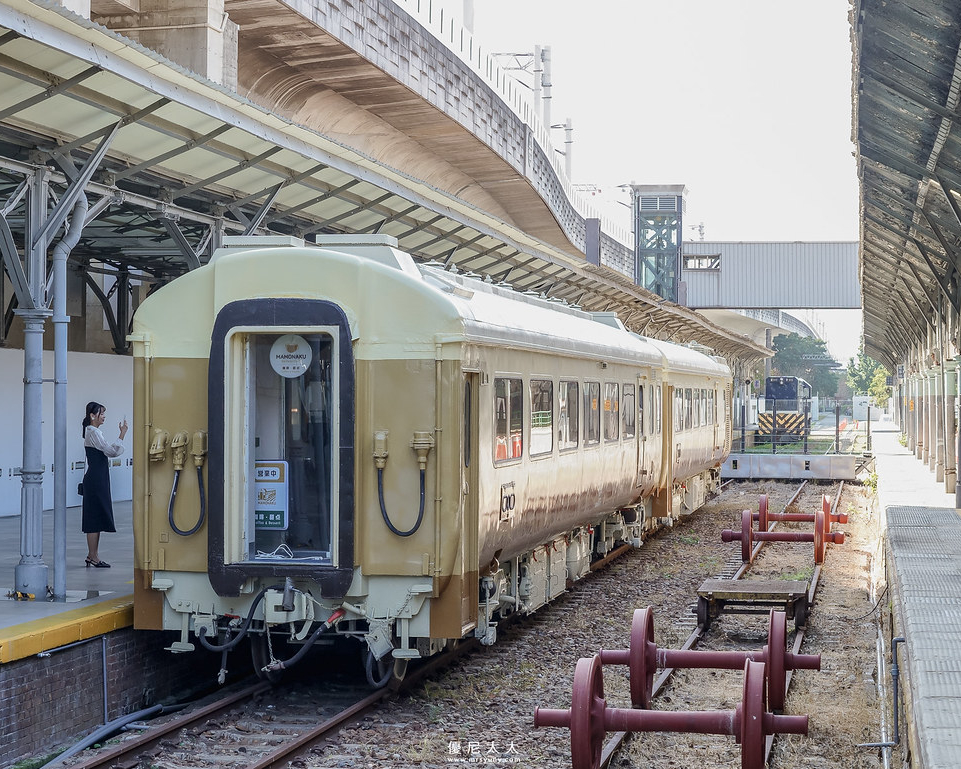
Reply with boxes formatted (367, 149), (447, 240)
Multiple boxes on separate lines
(569, 655), (607, 769)
(739, 660), (767, 769)
(766, 611), (787, 712)
(741, 510), (754, 562)
(758, 494), (769, 531)
(814, 510), (825, 564)
(822, 493), (830, 516)
(628, 607), (656, 708)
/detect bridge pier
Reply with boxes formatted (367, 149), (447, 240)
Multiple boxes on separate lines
(92, 0), (238, 89)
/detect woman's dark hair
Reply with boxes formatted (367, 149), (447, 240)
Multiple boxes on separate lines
(82, 401), (105, 436)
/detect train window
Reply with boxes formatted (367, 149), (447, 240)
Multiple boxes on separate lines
(249, 332), (335, 564)
(584, 381), (600, 445)
(674, 389), (684, 432)
(558, 380), (579, 450)
(604, 383), (619, 441)
(654, 386), (661, 434)
(623, 384), (636, 438)
(637, 385), (645, 436)
(693, 389), (701, 428)
(494, 377), (523, 461)
(530, 379), (554, 456)
(685, 388), (693, 430)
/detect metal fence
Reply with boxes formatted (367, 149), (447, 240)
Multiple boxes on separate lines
(732, 398), (878, 455)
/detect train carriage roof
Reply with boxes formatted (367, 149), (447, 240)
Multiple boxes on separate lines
(131, 239), (730, 377)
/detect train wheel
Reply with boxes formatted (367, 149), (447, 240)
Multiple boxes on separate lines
(696, 596), (712, 631)
(250, 629), (284, 684)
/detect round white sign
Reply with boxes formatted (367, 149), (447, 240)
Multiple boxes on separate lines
(269, 334), (312, 378)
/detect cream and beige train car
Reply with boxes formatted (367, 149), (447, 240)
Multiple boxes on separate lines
(129, 235), (732, 683)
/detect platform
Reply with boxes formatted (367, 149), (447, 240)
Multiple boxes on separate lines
(0, 500), (134, 662)
(873, 420), (961, 769)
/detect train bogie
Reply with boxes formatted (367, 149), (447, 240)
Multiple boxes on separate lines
(129, 235), (732, 680)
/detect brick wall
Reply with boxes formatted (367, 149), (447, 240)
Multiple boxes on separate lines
(1, 628), (235, 766)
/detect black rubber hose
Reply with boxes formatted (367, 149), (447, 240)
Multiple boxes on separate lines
(167, 467), (207, 537)
(261, 620), (334, 672)
(377, 467), (426, 537)
(41, 702), (189, 767)
(197, 584), (282, 652)
(364, 649), (395, 688)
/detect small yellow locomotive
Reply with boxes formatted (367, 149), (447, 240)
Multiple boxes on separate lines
(129, 235), (732, 683)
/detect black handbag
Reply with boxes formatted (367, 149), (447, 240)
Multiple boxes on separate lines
(77, 482), (84, 496)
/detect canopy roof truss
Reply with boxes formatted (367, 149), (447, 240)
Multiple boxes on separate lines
(855, 0), (961, 369)
(0, 0), (769, 359)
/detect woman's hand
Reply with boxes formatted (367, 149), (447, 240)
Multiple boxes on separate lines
(119, 419), (128, 440)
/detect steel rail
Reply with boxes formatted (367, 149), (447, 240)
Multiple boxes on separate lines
(64, 680), (274, 769)
(598, 479), (838, 769)
(64, 628), (481, 769)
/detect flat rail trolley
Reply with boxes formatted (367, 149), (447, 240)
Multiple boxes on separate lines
(696, 578), (810, 630)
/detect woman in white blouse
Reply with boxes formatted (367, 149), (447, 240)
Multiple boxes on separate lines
(81, 401), (127, 567)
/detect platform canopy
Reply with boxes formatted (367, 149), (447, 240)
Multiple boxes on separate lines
(854, 0), (961, 369)
(0, 0), (772, 360)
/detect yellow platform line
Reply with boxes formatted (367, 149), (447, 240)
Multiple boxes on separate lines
(0, 595), (134, 663)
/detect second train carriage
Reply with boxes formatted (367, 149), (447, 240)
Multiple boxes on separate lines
(129, 235), (732, 680)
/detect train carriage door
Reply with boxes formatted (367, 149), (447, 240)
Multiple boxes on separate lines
(207, 298), (354, 599)
(462, 373), (480, 629)
(724, 382), (733, 453)
(652, 383), (675, 519)
(635, 380), (646, 488)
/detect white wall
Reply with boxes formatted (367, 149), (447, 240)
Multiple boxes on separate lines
(0, 348), (133, 517)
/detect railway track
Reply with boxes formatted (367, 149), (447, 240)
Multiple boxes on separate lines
(60, 679), (383, 769)
(597, 479), (845, 769)
(60, 637), (479, 769)
(55, 480), (848, 769)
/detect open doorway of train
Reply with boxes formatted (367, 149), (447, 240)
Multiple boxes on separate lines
(245, 331), (337, 564)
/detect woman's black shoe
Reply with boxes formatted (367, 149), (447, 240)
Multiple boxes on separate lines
(85, 558), (111, 568)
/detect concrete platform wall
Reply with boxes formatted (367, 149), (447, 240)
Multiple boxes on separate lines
(722, 453), (858, 480)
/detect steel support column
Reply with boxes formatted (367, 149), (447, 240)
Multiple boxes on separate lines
(945, 357), (958, 495)
(14, 166), (51, 594)
(15, 310), (49, 594)
(933, 367), (944, 480)
(956, 353), (961, 508)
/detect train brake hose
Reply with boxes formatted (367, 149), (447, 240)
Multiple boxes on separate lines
(197, 585), (282, 652)
(262, 608), (347, 672)
(377, 467), (426, 537)
(167, 465), (207, 536)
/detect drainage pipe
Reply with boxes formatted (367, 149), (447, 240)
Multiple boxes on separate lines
(51, 196), (88, 601)
(859, 635), (906, 761)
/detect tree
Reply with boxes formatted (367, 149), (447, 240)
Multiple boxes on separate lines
(770, 333), (841, 395)
(846, 345), (885, 395)
(868, 367), (891, 408)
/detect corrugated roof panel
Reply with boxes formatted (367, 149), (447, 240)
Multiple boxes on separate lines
(681, 242), (860, 309)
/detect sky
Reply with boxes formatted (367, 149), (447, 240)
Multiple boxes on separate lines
(462, 0), (863, 362)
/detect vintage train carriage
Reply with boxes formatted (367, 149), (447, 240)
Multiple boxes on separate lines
(129, 235), (731, 678)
